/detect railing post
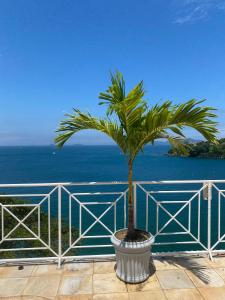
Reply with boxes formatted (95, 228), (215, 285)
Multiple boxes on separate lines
(124, 191), (127, 229)
(146, 191), (149, 232)
(133, 182), (137, 228)
(207, 182), (213, 261)
(57, 185), (62, 268)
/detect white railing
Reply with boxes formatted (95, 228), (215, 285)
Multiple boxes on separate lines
(1, 180), (225, 266)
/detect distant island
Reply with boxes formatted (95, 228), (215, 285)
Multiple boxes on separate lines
(168, 138), (225, 159)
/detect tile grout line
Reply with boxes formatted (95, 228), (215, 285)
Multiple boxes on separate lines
(183, 268), (201, 289)
(212, 267), (225, 285)
(196, 286), (208, 300)
(183, 266), (209, 299)
(155, 270), (169, 299)
(20, 275), (31, 296)
(90, 261), (94, 298)
(213, 267), (225, 280)
(56, 274), (64, 296)
(160, 285), (170, 300)
(91, 273), (94, 297)
(29, 264), (36, 277)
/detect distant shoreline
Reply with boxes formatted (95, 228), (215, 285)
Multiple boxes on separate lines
(0, 143), (171, 147)
(168, 138), (225, 159)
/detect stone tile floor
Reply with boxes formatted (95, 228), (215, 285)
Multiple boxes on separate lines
(1, 256), (225, 299)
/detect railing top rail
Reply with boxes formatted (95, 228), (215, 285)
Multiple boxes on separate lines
(136, 179), (225, 184)
(0, 179), (225, 188)
(0, 181), (128, 188)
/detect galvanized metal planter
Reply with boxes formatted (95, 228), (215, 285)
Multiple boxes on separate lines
(111, 229), (155, 283)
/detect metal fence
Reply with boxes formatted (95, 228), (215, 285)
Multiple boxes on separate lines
(1, 180), (225, 266)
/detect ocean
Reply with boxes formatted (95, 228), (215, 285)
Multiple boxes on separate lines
(0, 144), (225, 184)
(0, 145), (225, 256)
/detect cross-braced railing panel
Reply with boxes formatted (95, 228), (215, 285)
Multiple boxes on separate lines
(136, 182), (213, 256)
(61, 185), (128, 258)
(1, 180), (225, 265)
(0, 186), (59, 261)
(210, 183), (225, 253)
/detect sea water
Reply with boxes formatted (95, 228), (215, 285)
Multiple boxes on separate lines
(0, 145), (225, 256)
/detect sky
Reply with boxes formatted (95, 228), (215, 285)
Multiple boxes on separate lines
(0, 0), (225, 145)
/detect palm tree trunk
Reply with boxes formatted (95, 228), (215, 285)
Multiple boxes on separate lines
(127, 159), (134, 236)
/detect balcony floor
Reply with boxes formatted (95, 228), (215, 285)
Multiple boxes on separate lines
(1, 256), (225, 299)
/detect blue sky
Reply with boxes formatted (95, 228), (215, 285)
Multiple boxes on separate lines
(0, 0), (225, 145)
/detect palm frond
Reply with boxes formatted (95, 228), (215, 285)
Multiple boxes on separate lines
(168, 99), (218, 142)
(99, 71), (126, 110)
(55, 109), (126, 153)
(166, 136), (190, 156)
(131, 99), (218, 160)
(99, 72), (147, 132)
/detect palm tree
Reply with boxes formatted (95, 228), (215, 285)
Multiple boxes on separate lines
(55, 72), (218, 240)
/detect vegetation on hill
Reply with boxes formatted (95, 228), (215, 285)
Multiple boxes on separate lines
(0, 196), (78, 259)
(168, 138), (225, 158)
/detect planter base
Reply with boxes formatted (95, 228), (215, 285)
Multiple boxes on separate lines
(111, 229), (155, 283)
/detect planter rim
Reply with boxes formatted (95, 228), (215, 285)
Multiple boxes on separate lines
(111, 228), (155, 249)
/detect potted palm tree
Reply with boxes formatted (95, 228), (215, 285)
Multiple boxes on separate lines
(55, 72), (217, 283)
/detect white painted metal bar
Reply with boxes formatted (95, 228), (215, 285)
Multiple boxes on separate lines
(156, 200), (189, 204)
(73, 192), (123, 196)
(198, 192), (201, 241)
(124, 192), (126, 228)
(82, 235), (111, 238)
(83, 202), (115, 205)
(58, 185), (62, 268)
(218, 191), (221, 240)
(1, 204), (4, 241)
(79, 204), (82, 237)
(146, 192), (148, 232)
(69, 195), (72, 245)
(48, 195), (51, 247)
(156, 202), (159, 234)
(133, 183), (137, 228)
(188, 201), (191, 232)
(207, 183), (213, 260)
(3, 204), (38, 207)
(0, 256), (58, 264)
(114, 201), (116, 232)
(149, 190), (199, 194)
(1, 178), (225, 189)
(0, 194), (48, 198)
(0, 247), (47, 252)
(157, 232), (188, 236)
(38, 205), (41, 237)
(73, 244), (113, 249)
(153, 241), (199, 246)
(136, 179), (225, 184)
(5, 237), (38, 241)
